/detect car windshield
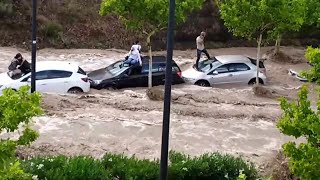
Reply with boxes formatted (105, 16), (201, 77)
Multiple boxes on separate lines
(6, 72), (29, 80)
(105, 61), (128, 76)
(197, 59), (222, 72)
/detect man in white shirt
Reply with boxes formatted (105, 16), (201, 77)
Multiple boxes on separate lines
(124, 41), (142, 66)
(196, 31), (211, 70)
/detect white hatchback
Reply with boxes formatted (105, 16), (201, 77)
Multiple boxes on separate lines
(0, 61), (90, 94)
(182, 55), (267, 87)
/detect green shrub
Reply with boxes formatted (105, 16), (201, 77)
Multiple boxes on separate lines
(0, 161), (33, 180)
(22, 151), (257, 180)
(169, 151), (258, 180)
(101, 153), (160, 180)
(0, 86), (43, 179)
(301, 46), (320, 83)
(22, 156), (108, 180)
(277, 85), (320, 179)
(42, 21), (63, 40)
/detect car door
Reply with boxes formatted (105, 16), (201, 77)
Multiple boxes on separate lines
(19, 71), (47, 92)
(45, 70), (73, 93)
(227, 63), (252, 85)
(154, 63), (165, 86)
(116, 67), (145, 88)
(207, 64), (233, 85)
(33, 71), (50, 92)
(140, 63), (160, 87)
(19, 70), (70, 93)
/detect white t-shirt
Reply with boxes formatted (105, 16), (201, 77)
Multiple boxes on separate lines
(128, 44), (142, 65)
(196, 36), (205, 50)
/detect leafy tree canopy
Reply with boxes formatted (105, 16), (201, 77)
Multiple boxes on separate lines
(100, 0), (205, 33)
(219, 0), (306, 41)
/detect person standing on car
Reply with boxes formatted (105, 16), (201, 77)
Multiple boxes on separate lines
(124, 41), (142, 66)
(8, 53), (24, 77)
(195, 31), (211, 70)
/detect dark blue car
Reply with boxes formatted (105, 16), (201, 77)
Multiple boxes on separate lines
(88, 56), (184, 89)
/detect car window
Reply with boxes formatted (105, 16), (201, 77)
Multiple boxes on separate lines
(129, 66), (142, 76)
(215, 64), (229, 73)
(36, 71), (49, 80)
(249, 58), (265, 68)
(157, 63), (181, 72)
(228, 63), (250, 72)
(48, 70), (73, 79)
(141, 64), (160, 74)
(198, 59), (222, 72)
(105, 61), (128, 76)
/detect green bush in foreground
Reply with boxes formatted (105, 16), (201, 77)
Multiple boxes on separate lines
(277, 85), (320, 179)
(301, 46), (320, 83)
(168, 151), (257, 180)
(0, 86), (43, 179)
(22, 151), (257, 180)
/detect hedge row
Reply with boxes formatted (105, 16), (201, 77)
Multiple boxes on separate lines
(22, 151), (258, 180)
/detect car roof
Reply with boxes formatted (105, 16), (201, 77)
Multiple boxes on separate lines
(141, 56), (176, 64)
(36, 61), (79, 72)
(215, 55), (251, 64)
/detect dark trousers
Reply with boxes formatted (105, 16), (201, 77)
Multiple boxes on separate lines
(196, 49), (211, 69)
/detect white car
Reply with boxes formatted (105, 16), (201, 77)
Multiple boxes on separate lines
(0, 61), (90, 94)
(182, 55), (267, 87)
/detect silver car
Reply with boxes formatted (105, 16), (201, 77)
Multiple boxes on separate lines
(182, 55), (267, 87)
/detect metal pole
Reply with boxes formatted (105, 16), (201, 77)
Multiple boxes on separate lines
(159, 0), (175, 179)
(31, 0), (37, 93)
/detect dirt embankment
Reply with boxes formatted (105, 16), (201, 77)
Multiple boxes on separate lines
(0, 0), (319, 51)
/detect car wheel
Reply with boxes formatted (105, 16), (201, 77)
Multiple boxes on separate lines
(248, 78), (264, 85)
(68, 87), (83, 94)
(195, 80), (210, 87)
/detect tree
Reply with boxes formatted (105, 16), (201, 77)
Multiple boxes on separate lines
(301, 46), (320, 83)
(277, 85), (320, 179)
(271, 0), (306, 54)
(305, 0), (320, 27)
(100, 0), (205, 88)
(219, 0), (306, 85)
(0, 86), (43, 179)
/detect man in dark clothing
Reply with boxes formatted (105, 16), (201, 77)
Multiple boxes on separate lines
(18, 58), (31, 74)
(8, 53), (31, 78)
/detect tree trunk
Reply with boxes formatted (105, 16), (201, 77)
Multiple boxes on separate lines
(274, 34), (281, 54)
(147, 42), (153, 88)
(256, 33), (263, 85)
(147, 35), (152, 88)
(146, 30), (157, 88)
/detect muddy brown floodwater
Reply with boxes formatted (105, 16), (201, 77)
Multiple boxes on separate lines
(0, 46), (315, 170)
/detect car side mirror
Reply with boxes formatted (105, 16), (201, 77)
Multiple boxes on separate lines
(212, 70), (218, 75)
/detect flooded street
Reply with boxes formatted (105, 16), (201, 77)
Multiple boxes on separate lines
(0, 46), (311, 167)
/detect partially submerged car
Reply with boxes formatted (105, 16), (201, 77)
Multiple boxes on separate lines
(182, 55), (267, 87)
(88, 56), (184, 89)
(0, 61), (90, 94)
(288, 69), (310, 82)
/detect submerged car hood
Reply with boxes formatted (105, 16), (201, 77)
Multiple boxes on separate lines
(87, 68), (113, 80)
(0, 72), (15, 85)
(182, 67), (205, 79)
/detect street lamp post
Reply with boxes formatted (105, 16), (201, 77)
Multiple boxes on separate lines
(159, 0), (176, 179)
(31, 0), (37, 93)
